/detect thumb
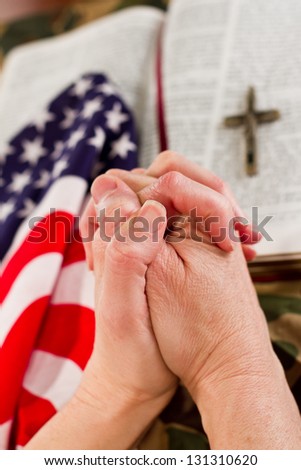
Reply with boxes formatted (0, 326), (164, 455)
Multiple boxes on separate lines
(97, 200), (167, 331)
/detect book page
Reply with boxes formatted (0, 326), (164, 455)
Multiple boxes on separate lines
(0, 7), (163, 165)
(164, 0), (301, 256)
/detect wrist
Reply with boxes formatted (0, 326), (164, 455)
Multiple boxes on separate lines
(80, 355), (175, 409)
(76, 374), (173, 423)
(183, 304), (276, 401)
(26, 370), (172, 450)
(74, 362), (174, 449)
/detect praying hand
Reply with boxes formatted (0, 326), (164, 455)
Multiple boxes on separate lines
(26, 152), (301, 450)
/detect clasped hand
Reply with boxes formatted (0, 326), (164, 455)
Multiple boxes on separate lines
(77, 152), (301, 449)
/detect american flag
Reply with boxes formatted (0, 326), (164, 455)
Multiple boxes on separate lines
(0, 73), (137, 449)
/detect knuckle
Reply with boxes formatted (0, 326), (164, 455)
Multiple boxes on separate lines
(213, 193), (233, 217)
(97, 202), (117, 220)
(98, 197), (135, 221)
(107, 235), (139, 266)
(159, 170), (182, 189)
(156, 150), (180, 170)
(213, 176), (226, 194)
(213, 178), (233, 203)
(106, 239), (128, 267)
(90, 174), (103, 196)
(222, 180), (230, 195)
(105, 168), (120, 176)
(221, 199), (233, 218)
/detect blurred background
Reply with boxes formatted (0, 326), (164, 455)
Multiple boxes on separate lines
(0, 0), (169, 66)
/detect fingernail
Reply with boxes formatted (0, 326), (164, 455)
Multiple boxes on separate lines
(248, 248), (258, 260)
(92, 176), (117, 205)
(228, 240), (235, 252)
(238, 223), (262, 243)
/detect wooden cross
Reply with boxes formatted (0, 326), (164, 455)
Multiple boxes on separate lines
(224, 87), (280, 176)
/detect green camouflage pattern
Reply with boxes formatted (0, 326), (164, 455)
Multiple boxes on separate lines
(257, 281), (301, 411)
(0, 0), (169, 66)
(1, 0), (300, 450)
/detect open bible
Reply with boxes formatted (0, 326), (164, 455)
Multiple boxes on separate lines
(160, 0), (301, 278)
(1, 0), (301, 277)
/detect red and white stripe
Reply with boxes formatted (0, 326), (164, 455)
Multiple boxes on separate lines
(0, 176), (95, 448)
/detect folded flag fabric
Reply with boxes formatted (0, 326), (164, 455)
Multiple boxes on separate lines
(0, 73), (137, 448)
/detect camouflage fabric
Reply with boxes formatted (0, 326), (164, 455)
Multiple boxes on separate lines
(0, 0), (169, 67)
(257, 280), (301, 411)
(1, 0), (300, 450)
(138, 392), (210, 450)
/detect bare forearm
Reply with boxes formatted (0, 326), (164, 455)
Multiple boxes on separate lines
(25, 375), (170, 449)
(194, 355), (301, 449)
